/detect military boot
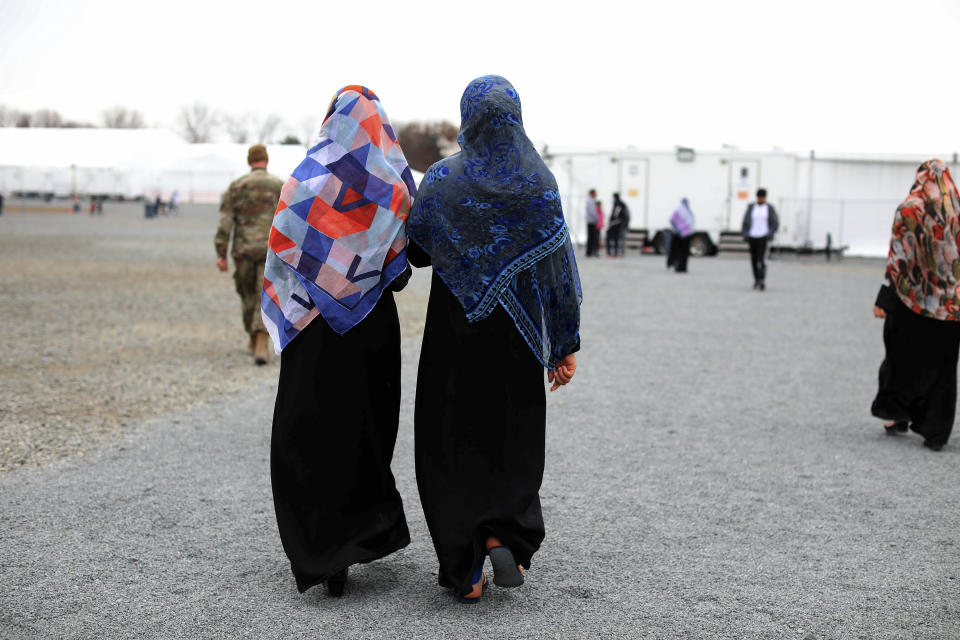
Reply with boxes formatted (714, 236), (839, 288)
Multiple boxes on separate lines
(253, 331), (270, 365)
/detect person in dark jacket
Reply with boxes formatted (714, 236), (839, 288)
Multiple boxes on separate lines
(607, 193), (629, 257)
(741, 188), (779, 290)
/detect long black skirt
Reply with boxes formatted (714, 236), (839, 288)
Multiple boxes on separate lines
(415, 271), (546, 596)
(871, 297), (960, 447)
(270, 291), (409, 593)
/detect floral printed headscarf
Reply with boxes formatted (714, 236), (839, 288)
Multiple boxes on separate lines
(407, 75), (582, 369)
(886, 158), (960, 321)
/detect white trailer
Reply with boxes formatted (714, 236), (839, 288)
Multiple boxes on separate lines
(543, 147), (960, 257)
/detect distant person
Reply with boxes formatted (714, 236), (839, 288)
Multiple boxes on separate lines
(595, 199), (604, 246)
(741, 188), (779, 290)
(607, 193), (629, 257)
(89, 199), (97, 215)
(261, 86), (415, 597)
(96, 199), (103, 215)
(0, 192), (4, 216)
(668, 198), (695, 273)
(825, 232), (833, 261)
(871, 159), (960, 452)
(214, 144), (283, 365)
(72, 195), (80, 215)
(154, 195), (163, 216)
(585, 188), (599, 256)
(169, 190), (180, 215)
(407, 76), (581, 604)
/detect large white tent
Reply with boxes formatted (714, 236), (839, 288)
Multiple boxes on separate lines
(0, 128), (311, 203)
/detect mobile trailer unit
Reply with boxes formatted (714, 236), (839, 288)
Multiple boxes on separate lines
(543, 147), (960, 258)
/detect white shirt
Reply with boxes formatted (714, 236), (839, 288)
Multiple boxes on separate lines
(749, 203), (769, 238)
(585, 196), (598, 224)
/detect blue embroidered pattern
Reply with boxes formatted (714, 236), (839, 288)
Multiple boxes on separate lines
(408, 75), (582, 369)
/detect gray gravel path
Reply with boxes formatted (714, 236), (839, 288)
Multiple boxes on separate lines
(2, 253), (958, 639)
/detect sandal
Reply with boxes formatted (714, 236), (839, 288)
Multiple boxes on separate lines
(488, 545), (525, 588)
(884, 421), (909, 434)
(455, 561), (488, 604)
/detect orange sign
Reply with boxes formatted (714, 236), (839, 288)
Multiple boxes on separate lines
(737, 190), (749, 200)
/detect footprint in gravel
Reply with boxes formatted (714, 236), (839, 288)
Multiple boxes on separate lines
(559, 585), (599, 599)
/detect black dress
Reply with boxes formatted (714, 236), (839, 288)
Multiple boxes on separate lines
(270, 290), (409, 593)
(871, 285), (960, 447)
(408, 241), (547, 596)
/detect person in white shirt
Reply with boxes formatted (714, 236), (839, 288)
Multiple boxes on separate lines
(740, 188), (779, 291)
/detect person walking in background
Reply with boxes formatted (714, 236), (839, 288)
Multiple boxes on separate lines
(214, 144), (283, 365)
(407, 76), (581, 604)
(607, 192), (629, 257)
(741, 188), (779, 290)
(1, 191), (6, 216)
(585, 188), (599, 256)
(261, 86), (416, 597)
(595, 198), (605, 250)
(871, 159), (960, 452)
(668, 197), (695, 273)
(169, 190), (180, 215)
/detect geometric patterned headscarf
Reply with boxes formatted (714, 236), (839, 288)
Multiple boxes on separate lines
(260, 86), (417, 351)
(886, 158), (960, 321)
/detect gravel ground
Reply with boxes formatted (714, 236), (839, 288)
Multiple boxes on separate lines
(0, 202), (426, 472)
(1, 222), (958, 638)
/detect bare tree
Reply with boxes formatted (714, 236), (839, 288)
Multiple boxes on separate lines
(0, 105), (21, 127)
(32, 109), (65, 128)
(396, 121), (459, 172)
(254, 114), (283, 144)
(299, 116), (319, 148)
(222, 113), (252, 143)
(178, 102), (218, 143)
(102, 106), (145, 129)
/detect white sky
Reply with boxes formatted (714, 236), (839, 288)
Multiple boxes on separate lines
(2, 0), (959, 154)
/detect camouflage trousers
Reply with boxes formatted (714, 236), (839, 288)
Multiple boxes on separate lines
(233, 258), (267, 336)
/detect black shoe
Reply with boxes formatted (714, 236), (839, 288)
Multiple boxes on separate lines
(753, 281), (760, 290)
(923, 440), (944, 452)
(326, 568), (348, 597)
(884, 421), (909, 434)
(759, 281), (766, 291)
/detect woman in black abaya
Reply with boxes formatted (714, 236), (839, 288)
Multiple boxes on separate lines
(261, 86), (417, 595)
(871, 158), (960, 452)
(407, 76), (582, 602)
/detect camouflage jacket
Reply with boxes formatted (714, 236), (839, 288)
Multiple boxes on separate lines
(214, 168), (284, 261)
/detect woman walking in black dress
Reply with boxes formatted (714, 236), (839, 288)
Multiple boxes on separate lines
(261, 85), (418, 595)
(406, 75), (582, 602)
(871, 158), (960, 452)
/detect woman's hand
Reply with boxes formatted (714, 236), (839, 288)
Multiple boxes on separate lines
(873, 305), (886, 318)
(548, 353), (577, 392)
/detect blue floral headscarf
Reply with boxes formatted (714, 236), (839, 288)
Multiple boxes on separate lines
(407, 75), (582, 369)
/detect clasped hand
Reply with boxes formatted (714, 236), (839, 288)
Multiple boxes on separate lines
(547, 353), (577, 392)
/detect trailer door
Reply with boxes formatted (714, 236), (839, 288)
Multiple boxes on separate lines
(726, 159), (760, 229)
(618, 158), (648, 230)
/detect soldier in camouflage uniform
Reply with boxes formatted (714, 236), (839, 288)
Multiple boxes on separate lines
(215, 144), (284, 365)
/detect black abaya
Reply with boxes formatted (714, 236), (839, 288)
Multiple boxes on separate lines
(871, 285), (960, 448)
(409, 242), (548, 596)
(270, 291), (409, 593)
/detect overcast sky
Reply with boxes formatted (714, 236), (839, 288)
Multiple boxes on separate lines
(2, 0), (958, 154)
